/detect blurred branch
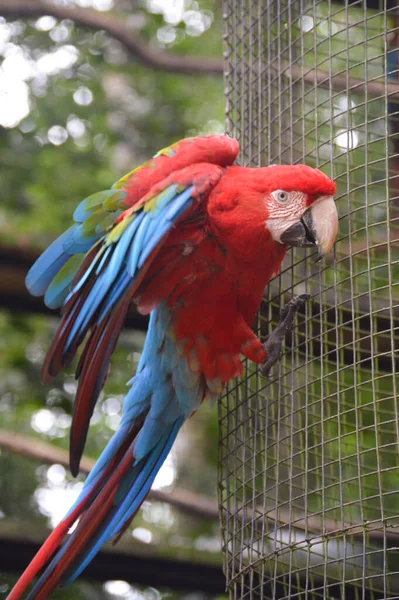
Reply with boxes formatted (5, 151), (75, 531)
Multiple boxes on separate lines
(0, 429), (219, 520)
(1, 429), (398, 545)
(0, 0), (223, 76)
(248, 507), (399, 544)
(287, 63), (399, 101)
(2, 0), (399, 99)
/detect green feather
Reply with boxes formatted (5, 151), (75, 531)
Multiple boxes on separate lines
(74, 190), (125, 222)
(95, 211), (120, 235)
(102, 190), (127, 211)
(81, 209), (109, 235)
(152, 144), (177, 158)
(44, 254), (86, 308)
(112, 165), (147, 190)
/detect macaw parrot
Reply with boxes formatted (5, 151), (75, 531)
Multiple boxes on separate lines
(8, 134), (337, 599)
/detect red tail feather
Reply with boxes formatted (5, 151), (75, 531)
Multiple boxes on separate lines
(7, 415), (147, 600)
(6, 502), (83, 600)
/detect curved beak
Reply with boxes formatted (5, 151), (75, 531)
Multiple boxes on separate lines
(280, 195), (338, 255)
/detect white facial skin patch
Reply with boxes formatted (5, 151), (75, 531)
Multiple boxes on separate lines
(265, 190), (308, 243)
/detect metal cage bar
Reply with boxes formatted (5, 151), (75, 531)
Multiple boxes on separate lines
(219, 1), (399, 598)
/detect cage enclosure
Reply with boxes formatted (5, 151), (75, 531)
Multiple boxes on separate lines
(219, 1), (399, 599)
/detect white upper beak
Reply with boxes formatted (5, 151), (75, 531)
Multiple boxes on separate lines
(279, 195), (338, 255)
(310, 195), (338, 255)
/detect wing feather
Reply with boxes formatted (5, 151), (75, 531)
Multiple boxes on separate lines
(26, 135), (239, 474)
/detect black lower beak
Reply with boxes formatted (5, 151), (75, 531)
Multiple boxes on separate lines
(280, 208), (317, 248)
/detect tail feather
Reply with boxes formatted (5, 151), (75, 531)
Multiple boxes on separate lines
(8, 415), (183, 600)
(64, 420), (182, 585)
(7, 419), (139, 600)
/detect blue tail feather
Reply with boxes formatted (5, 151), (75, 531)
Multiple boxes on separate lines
(64, 418), (183, 584)
(111, 419), (183, 528)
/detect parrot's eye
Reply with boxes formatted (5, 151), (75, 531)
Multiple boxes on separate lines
(272, 190), (290, 204)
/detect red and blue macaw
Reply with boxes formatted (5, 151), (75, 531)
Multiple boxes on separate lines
(9, 135), (337, 599)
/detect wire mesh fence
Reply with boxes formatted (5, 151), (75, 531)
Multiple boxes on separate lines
(219, 1), (399, 598)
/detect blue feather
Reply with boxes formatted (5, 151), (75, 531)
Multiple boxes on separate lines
(134, 312), (158, 376)
(140, 186), (189, 251)
(160, 338), (179, 373)
(167, 337), (182, 369)
(164, 186), (194, 221)
(128, 186), (194, 274)
(103, 216), (143, 286)
(63, 226), (100, 254)
(65, 420), (182, 584)
(80, 424), (131, 498)
(110, 419), (182, 529)
(137, 220), (171, 269)
(148, 383), (174, 419)
(174, 380), (204, 415)
(26, 228), (76, 296)
(65, 274), (109, 348)
(96, 270), (131, 323)
(62, 246), (107, 304)
(121, 372), (153, 425)
(137, 187), (194, 268)
(142, 209), (167, 248)
(67, 262), (130, 347)
(134, 410), (176, 461)
(126, 215), (152, 277)
(147, 184), (178, 212)
(94, 245), (112, 275)
(27, 253), (70, 298)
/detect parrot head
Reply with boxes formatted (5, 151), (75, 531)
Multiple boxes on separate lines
(261, 164), (337, 256)
(209, 163), (338, 261)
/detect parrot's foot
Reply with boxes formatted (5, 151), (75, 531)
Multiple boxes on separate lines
(260, 294), (311, 377)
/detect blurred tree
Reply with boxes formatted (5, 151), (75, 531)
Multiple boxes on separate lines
(0, 0), (224, 245)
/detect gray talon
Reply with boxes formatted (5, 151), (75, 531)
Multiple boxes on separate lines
(260, 294), (311, 377)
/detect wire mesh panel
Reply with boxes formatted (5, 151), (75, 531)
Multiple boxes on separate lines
(219, 1), (399, 598)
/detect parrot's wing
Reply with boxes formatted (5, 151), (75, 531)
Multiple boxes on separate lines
(26, 136), (238, 476)
(26, 134), (239, 310)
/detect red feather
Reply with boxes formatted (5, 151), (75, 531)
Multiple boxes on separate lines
(8, 414), (147, 600)
(120, 135), (239, 209)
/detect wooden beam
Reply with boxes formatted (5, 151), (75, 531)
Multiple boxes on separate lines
(0, 536), (225, 593)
